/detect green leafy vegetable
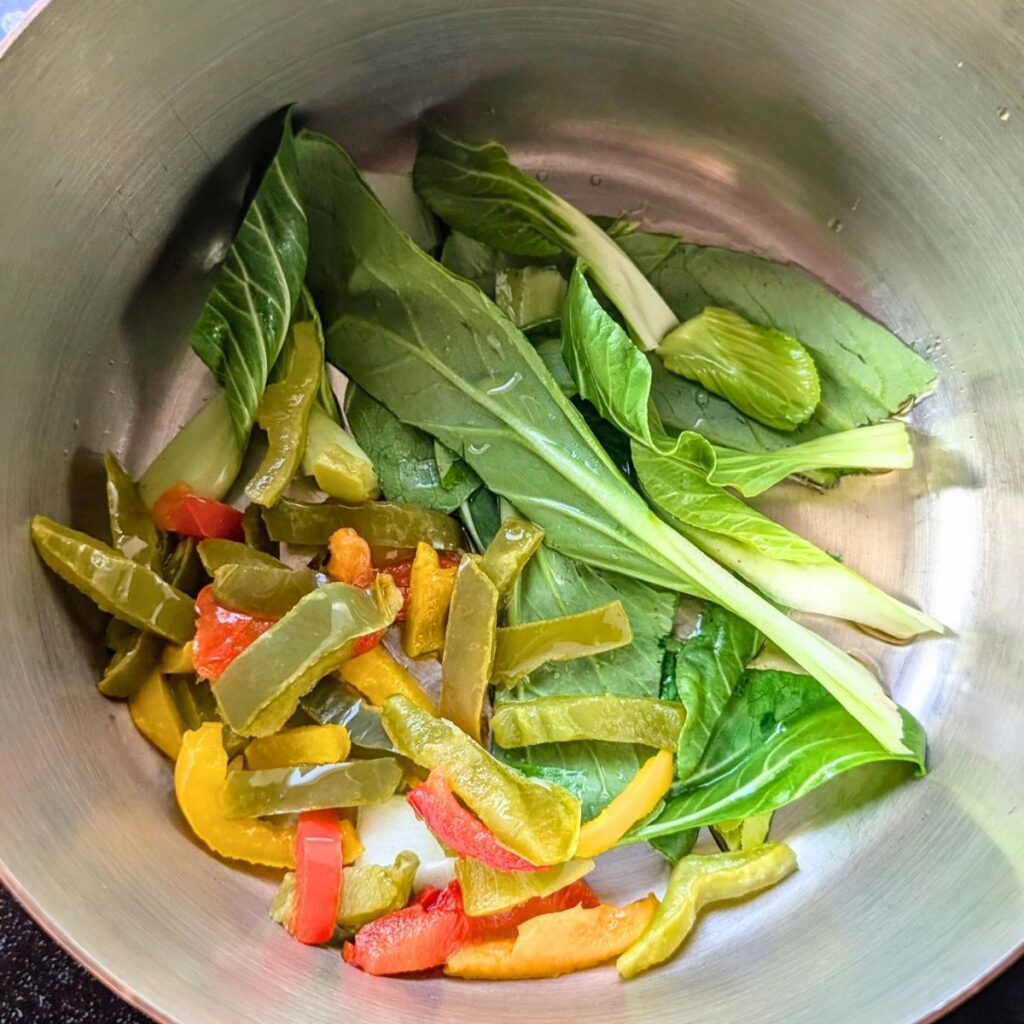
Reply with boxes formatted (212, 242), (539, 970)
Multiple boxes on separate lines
(190, 110), (309, 446)
(138, 392), (244, 506)
(657, 306), (820, 431)
(618, 231), (937, 453)
(495, 266), (567, 331)
(627, 670), (927, 842)
(661, 604), (761, 780)
(345, 383), (480, 513)
(295, 128), (920, 756)
(709, 421), (913, 496)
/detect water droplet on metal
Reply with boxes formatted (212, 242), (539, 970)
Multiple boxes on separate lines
(850, 198), (861, 212)
(828, 217), (844, 233)
(589, 174), (603, 186)
(998, 106), (1011, 122)
(536, 170), (549, 182)
(956, 60), (964, 69)
(73, 418), (80, 430)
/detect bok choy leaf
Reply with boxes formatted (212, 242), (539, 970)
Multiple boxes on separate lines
(190, 109), (308, 446)
(296, 127), (920, 756)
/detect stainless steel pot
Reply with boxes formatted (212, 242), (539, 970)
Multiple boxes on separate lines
(1, 1), (1022, 1021)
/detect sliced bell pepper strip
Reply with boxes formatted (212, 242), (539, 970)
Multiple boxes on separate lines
(242, 504), (278, 554)
(245, 320), (322, 508)
(152, 483), (244, 540)
(710, 813), (774, 853)
(262, 497), (463, 550)
(290, 809), (344, 945)
(244, 724), (352, 769)
(491, 601), (633, 686)
(438, 556), (498, 742)
(616, 842), (797, 979)
(193, 585), (275, 682)
(382, 695), (581, 865)
(576, 750), (675, 857)
(375, 550), (461, 622)
(198, 538), (284, 574)
(212, 562), (318, 619)
(479, 518), (544, 600)
(402, 542), (458, 658)
(301, 678), (397, 753)
(302, 404), (382, 504)
(407, 770), (539, 873)
(221, 758), (403, 819)
(161, 536), (204, 597)
(343, 878), (469, 975)
(454, 857), (594, 917)
(326, 527), (374, 587)
(99, 631), (161, 698)
(160, 641), (194, 675)
(104, 452), (160, 570)
(466, 880), (599, 942)
(213, 581), (396, 737)
(445, 896), (659, 979)
(491, 695), (686, 751)
(173, 722), (295, 868)
(339, 645), (436, 715)
(31, 515), (196, 644)
(128, 666), (186, 759)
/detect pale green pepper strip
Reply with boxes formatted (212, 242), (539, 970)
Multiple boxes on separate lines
(490, 694), (686, 750)
(262, 496), (463, 550)
(491, 600), (633, 686)
(221, 758), (402, 819)
(98, 631), (162, 698)
(171, 677), (248, 757)
(439, 556), (498, 743)
(245, 321), (322, 507)
(31, 516), (195, 644)
(479, 517), (544, 599)
(301, 678), (396, 753)
(198, 538), (284, 574)
(271, 851), (419, 935)
(617, 842), (797, 979)
(104, 452), (160, 570)
(382, 695), (581, 865)
(213, 580), (396, 738)
(302, 405), (382, 504)
(455, 857), (594, 917)
(212, 562), (318, 618)
(710, 813), (774, 852)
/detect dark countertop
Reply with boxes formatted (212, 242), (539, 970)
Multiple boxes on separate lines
(2, 884), (1020, 1022)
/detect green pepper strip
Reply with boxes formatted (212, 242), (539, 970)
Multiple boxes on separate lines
(300, 678), (396, 753)
(262, 496), (463, 550)
(162, 537), (204, 597)
(104, 453), (160, 570)
(31, 516), (195, 644)
(242, 504), (278, 554)
(455, 857), (594, 917)
(99, 632), (162, 698)
(491, 601), (633, 687)
(212, 563), (318, 618)
(198, 538), (284, 574)
(168, 677), (248, 757)
(617, 842), (797, 979)
(221, 757), (402, 819)
(490, 694), (686, 751)
(479, 517), (544, 600)
(271, 850), (419, 934)
(246, 321), (322, 507)
(213, 581), (396, 738)
(439, 557), (498, 743)
(382, 695), (581, 865)
(710, 812), (774, 852)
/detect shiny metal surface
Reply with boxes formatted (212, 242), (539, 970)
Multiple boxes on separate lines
(1, 1), (1022, 1021)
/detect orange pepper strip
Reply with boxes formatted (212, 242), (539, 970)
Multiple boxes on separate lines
(326, 528), (375, 588)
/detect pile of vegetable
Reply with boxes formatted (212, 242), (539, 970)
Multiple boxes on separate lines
(31, 111), (938, 981)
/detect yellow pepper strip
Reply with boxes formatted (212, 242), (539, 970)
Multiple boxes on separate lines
(160, 641), (194, 675)
(339, 645), (436, 715)
(128, 667), (185, 759)
(243, 724), (352, 769)
(173, 722), (295, 868)
(616, 843), (797, 979)
(576, 750), (674, 858)
(340, 819), (363, 864)
(445, 896), (658, 979)
(402, 542), (457, 658)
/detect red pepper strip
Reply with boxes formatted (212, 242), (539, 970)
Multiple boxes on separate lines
(193, 585), (275, 681)
(343, 879), (469, 975)
(291, 810), (344, 945)
(152, 483), (245, 540)
(408, 769), (544, 872)
(378, 551), (461, 623)
(467, 880), (600, 943)
(351, 629), (385, 658)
